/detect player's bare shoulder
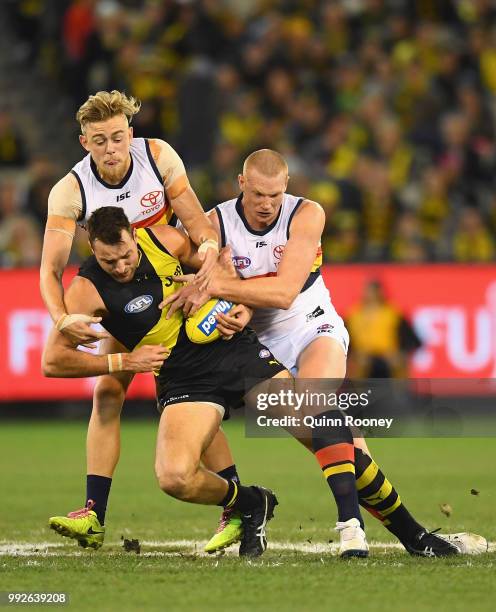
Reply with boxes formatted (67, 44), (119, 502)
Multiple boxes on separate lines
(146, 138), (187, 196)
(290, 199), (325, 234)
(147, 138), (182, 169)
(298, 198), (325, 218)
(65, 275), (106, 317)
(50, 172), (79, 197)
(146, 224), (187, 257)
(47, 172), (82, 221)
(146, 138), (165, 162)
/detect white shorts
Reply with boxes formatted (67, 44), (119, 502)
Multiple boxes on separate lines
(253, 276), (349, 374)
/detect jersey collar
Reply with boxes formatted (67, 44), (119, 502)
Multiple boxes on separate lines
(235, 193), (283, 236)
(90, 154), (134, 190)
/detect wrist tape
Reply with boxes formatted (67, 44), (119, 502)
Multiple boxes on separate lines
(107, 353), (123, 373)
(56, 313), (95, 331)
(198, 239), (219, 255)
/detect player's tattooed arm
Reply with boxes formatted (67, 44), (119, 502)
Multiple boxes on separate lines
(207, 201), (325, 310)
(150, 138), (219, 282)
(42, 277), (168, 377)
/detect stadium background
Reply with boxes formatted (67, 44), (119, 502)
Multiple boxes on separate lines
(0, 3), (495, 610)
(2, 0), (496, 405)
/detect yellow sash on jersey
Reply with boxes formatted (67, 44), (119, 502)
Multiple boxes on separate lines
(134, 228), (184, 360)
(311, 244), (323, 273)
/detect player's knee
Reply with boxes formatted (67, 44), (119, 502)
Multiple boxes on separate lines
(155, 462), (195, 500)
(93, 377), (126, 418)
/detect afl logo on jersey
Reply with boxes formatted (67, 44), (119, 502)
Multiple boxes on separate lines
(273, 245), (284, 260)
(141, 190), (164, 208)
(232, 256), (251, 270)
(124, 295), (154, 314)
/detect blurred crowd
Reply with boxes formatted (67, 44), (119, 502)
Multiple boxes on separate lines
(3, 0), (496, 267)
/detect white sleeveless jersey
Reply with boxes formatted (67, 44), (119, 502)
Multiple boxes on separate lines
(215, 193), (327, 334)
(215, 194), (348, 369)
(71, 138), (174, 228)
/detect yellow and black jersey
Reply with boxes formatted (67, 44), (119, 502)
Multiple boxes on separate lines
(78, 227), (286, 410)
(78, 227), (183, 353)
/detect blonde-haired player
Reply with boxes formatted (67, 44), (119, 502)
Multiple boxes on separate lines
(41, 90), (221, 535)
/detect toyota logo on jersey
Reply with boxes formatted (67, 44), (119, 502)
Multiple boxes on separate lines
(273, 245), (284, 260)
(141, 190), (164, 207)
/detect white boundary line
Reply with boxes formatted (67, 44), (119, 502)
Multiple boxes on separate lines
(1, 539), (494, 557)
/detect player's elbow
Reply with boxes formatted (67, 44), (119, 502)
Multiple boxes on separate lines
(42, 363), (57, 378)
(41, 360), (57, 378)
(41, 349), (62, 377)
(278, 286), (299, 310)
(278, 296), (294, 310)
(39, 259), (63, 282)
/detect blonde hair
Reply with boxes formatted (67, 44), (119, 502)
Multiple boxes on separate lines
(76, 90), (141, 133)
(243, 149), (288, 177)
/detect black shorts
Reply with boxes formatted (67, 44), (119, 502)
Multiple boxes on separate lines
(157, 325), (286, 411)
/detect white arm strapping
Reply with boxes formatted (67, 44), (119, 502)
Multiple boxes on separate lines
(56, 313), (94, 331)
(107, 353), (123, 373)
(198, 239), (219, 255)
(45, 228), (75, 240)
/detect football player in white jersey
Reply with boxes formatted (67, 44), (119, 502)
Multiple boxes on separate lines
(165, 149), (485, 557)
(40, 90), (221, 535)
(42, 91), (219, 344)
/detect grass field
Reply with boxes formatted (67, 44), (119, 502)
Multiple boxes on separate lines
(1, 418), (495, 611)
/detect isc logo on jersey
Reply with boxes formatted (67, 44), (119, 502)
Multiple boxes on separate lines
(186, 299), (234, 343)
(124, 295), (153, 314)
